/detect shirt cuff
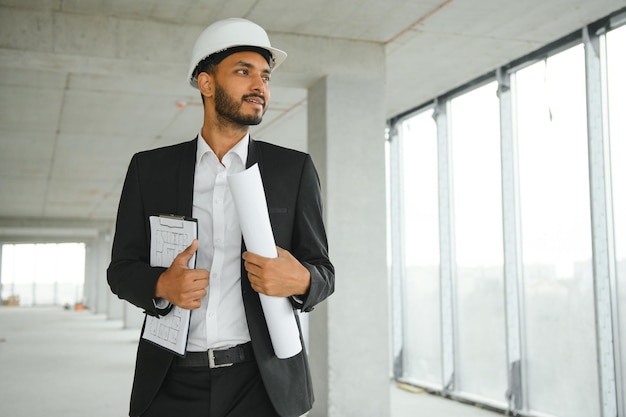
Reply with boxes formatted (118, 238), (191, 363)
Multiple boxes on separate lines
(153, 298), (173, 316)
(290, 295), (304, 308)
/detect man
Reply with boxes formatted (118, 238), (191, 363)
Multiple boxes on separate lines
(107, 18), (335, 417)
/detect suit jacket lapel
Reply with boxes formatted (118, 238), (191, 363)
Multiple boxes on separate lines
(241, 137), (260, 258)
(176, 137), (198, 217)
(246, 137), (259, 169)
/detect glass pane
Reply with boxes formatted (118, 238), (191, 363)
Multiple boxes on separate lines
(1, 243), (85, 306)
(607, 24), (626, 402)
(450, 81), (507, 404)
(400, 110), (442, 385)
(514, 44), (600, 417)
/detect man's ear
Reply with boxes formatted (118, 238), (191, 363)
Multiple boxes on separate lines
(197, 72), (213, 98)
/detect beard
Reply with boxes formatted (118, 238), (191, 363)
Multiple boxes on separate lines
(214, 82), (265, 126)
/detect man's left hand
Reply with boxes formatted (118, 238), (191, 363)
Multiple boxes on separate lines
(242, 247), (311, 297)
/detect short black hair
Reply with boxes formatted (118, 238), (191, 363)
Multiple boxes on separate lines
(192, 46), (273, 80)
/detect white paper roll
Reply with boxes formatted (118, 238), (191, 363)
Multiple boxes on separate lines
(227, 164), (302, 359)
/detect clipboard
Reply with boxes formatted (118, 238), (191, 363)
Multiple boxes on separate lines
(142, 214), (198, 356)
(149, 214), (198, 269)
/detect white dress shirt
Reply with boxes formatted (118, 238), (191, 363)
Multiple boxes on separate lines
(186, 133), (251, 351)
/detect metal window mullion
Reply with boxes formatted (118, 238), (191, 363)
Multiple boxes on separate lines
(0, 244), (3, 301)
(32, 244), (37, 305)
(583, 25), (619, 417)
(434, 99), (456, 394)
(388, 123), (406, 379)
(497, 68), (525, 414)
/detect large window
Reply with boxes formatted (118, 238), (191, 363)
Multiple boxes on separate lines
(398, 109), (442, 386)
(389, 10), (625, 417)
(514, 44), (600, 417)
(449, 82), (506, 404)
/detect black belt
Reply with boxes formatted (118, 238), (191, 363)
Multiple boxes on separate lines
(177, 342), (254, 369)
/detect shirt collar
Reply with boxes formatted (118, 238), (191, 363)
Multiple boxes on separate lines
(196, 133), (250, 167)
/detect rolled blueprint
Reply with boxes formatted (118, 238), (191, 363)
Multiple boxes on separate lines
(227, 163), (302, 359)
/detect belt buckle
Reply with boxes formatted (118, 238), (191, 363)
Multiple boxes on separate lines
(208, 348), (233, 369)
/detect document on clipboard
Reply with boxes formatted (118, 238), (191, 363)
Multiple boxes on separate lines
(142, 214), (197, 356)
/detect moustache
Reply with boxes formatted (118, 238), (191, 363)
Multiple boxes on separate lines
(243, 94), (266, 106)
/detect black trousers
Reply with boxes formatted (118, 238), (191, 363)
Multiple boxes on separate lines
(141, 358), (279, 417)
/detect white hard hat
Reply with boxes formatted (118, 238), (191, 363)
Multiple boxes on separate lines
(188, 18), (287, 89)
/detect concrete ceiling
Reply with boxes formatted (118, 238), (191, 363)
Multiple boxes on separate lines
(0, 0), (624, 235)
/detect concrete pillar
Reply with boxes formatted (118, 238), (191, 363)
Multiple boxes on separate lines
(101, 231), (124, 320)
(84, 234), (112, 316)
(94, 236), (109, 315)
(107, 291), (124, 320)
(83, 240), (98, 311)
(307, 72), (389, 417)
(124, 302), (145, 329)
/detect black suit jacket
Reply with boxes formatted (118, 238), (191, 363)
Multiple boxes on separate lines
(107, 137), (335, 417)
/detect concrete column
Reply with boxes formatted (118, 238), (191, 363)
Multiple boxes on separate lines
(101, 231), (124, 320)
(124, 302), (145, 329)
(83, 240), (98, 311)
(94, 236), (109, 315)
(307, 72), (389, 417)
(83, 234), (111, 316)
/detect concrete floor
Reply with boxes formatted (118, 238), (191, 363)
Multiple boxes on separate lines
(0, 307), (501, 417)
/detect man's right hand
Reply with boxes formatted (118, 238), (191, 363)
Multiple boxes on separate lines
(155, 239), (209, 310)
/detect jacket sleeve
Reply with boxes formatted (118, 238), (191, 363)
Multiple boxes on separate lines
(291, 154), (335, 313)
(106, 154), (165, 317)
